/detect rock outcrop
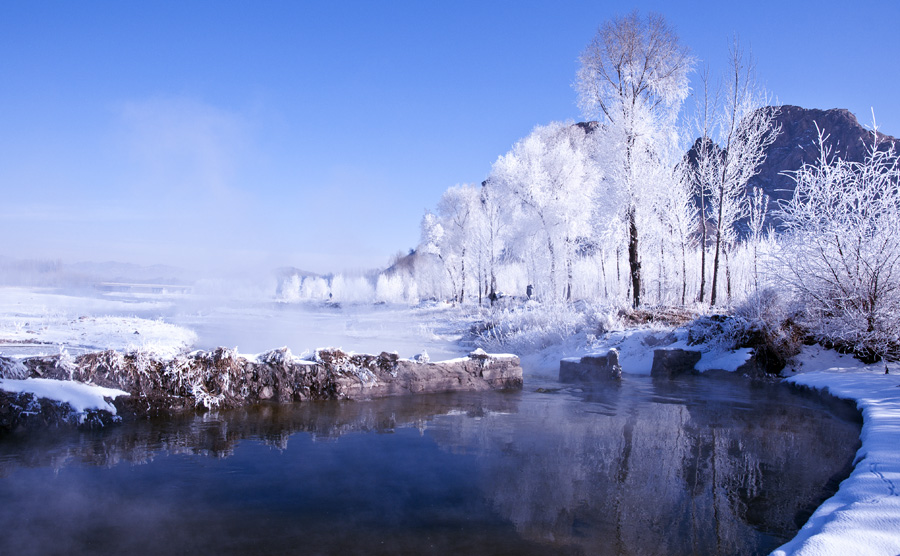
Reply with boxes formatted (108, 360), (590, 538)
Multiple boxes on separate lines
(685, 105), (900, 234)
(0, 347), (523, 426)
(650, 348), (702, 379)
(559, 349), (622, 383)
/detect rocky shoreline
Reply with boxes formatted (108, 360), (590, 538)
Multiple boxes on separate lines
(0, 347), (523, 432)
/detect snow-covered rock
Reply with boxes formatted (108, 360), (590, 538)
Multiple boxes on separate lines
(559, 349), (622, 382)
(649, 348), (702, 378)
(0, 347), (523, 420)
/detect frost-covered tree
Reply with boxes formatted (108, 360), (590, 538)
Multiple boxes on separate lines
(705, 42), (779, 306)
(330, 274), (375, 303)
(658, 161), (699, 305)
(489, 121), (599, 301)
(777, 127), (900, 362)
(689, 65), (721, 303)
(477, 180), (509, 305)
(747, 185), (770, 292)
(419, 211), (457, 302)
(436, 184), (481, 303)
(576, 11), (693, 308)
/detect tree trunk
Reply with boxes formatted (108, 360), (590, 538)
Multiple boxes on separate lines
(489, 225), (497, 306)
(460, 247), (466, 304)
(724, 245), (732, 303)
(616, 246), (621, 297)
(600, 248), (608, 299)
(710, 232), (721, 307)
(698, 219), (707, 303)
(658, 241), (664, 304)
(710, 183), (725, 306)
(547, 236), (557, 302)
(681, 239), (687, 306)
(565, 236), (574, 302)
(627, 207), (641, 308)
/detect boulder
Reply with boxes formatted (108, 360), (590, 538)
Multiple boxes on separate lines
(733, 349), (771, 379)
(651, 349), (702, 379)
(559, 349), (622, 383)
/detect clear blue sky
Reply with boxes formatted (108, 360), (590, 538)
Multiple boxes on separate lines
(2, 0), (898, 275)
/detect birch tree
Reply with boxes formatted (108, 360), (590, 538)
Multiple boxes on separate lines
(576, 10), (693, 308)
(707, 41), (779, 306)
(689, 65), (721, 303)
(489, 122), (598, 301)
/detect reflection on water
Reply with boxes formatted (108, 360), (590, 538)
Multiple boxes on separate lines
(0, 376), (860, 555)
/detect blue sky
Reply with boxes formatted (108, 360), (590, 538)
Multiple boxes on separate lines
(1, 0), (898, 274)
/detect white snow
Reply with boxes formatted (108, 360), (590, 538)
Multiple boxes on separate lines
(772, 346), (900, 556)
(0, 377), (129, 416)
(694, 347), (753, 372)
(585, 327), (751, 375)
(0, 286), (196, 359)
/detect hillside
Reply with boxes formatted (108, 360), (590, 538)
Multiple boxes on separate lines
(685, 105), (899, 231)
(750, 105), (898, 206)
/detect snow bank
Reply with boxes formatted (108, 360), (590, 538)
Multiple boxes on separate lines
(773, 348), (900, 556)
(588, 328), (752, 375)
(0, 378), (129, 415)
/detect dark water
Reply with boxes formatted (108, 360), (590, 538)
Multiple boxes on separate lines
(0, 375), (861, 556)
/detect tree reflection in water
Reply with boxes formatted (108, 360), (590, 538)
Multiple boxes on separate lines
(0, 375), (860, 556)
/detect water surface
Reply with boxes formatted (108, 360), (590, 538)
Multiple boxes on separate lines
(0, 375), (860, 555)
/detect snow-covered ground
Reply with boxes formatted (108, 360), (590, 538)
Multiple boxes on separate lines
(0, 286), (471, 362)
(0, 287), (195, 358)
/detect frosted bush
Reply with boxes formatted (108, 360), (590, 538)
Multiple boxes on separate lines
(280, 275), (302, 302)
(476, 302), (592, 353)
(301, 277), (330, 300)
(376, 274), (405, 304)
(777, 129), (900, 361)
(331, 275), (375, 304)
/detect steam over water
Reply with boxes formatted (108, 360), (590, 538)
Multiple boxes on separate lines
(0, 374), (860, 555)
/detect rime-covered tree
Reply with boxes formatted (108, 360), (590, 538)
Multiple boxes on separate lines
(576, 11), (693, 308)
(477, 180), (508, 305)
(489, 121), (599, 301)
(659, 161), (699, 305)
(688, 65), (721, 303)
(436, 184), (480, 303)
(418, 211), (456, 302)
(706, 42), (779, 306)
(747, 185), (770, 293)
(778, 127), (900, 363)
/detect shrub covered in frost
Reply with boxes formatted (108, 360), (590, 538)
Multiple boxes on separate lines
(687, 289), (805, 373)
(331, 275), (375, 304)
(474, 302), (617, 354)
